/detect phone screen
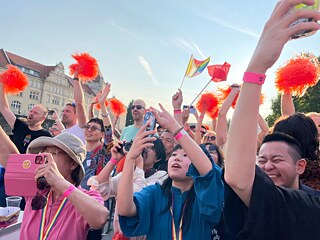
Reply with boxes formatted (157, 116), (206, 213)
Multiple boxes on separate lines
(143, 112), (156, 136)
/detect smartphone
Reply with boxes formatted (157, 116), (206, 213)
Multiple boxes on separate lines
(189, 105), (196, 114)
(290, 1), (320, 39)
(48, 110), (54, 116)
(4, 154), (46, 197)
(143, 112), (157, 136)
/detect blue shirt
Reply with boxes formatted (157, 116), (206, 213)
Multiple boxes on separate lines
(119, 163), (224, 240)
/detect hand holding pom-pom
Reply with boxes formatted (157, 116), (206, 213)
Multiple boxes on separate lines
(69, 53), (99, 82)
(0, 65), (29, 94)
(275, 53), (320, 96)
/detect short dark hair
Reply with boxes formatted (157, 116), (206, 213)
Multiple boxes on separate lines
(88, 117), (105, 132)
(66, 102), (76, 113)
(261, 132), (303, 162)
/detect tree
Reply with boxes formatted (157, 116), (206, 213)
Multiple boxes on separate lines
(125, 100), (134, 127)
(266, 81), (320, 126)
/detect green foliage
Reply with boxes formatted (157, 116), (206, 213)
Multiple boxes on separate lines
(266, 81), (320, 127)
(125, 100), (134, 127)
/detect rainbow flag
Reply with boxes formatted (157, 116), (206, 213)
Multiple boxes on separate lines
(184, 55), (210, 78)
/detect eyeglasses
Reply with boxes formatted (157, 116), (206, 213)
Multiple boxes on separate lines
(131, 105), (144, 110)
(83, 124), (102, 132)
(31, 177), (50, 210)
(205, 136), (216, 141)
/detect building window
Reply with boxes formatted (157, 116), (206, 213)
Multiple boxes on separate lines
(16, 92), (23, 97)
(52, 96), (60, 105)
(11, 101), (21, 109)
(29, 91), (39, 100)
(28, 104), (34, 111)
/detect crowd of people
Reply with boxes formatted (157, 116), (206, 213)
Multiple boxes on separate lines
(1, 0), (320, 239)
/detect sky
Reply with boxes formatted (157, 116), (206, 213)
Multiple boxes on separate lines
(1, 0), (320, 122)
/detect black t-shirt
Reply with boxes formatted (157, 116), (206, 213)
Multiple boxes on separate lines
(9, 118), (52, 153)
(223, 166), (320, 240)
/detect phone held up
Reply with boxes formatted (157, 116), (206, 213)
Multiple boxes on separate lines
(143, 112), (157, 137)
(290, 1), (320, 39)
(4, 154), (48, 197)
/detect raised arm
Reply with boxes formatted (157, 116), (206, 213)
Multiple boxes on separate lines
(216, 84), (240, 147)
(0, 82), (16, 129)
(152, 104), (212, 175)
(51, 110), (65, 131)
(194, 110), (205, 144)
(73, 72), (88, 127)
(172, 89), (183, 126)
(257, 113), (269, 147)
(224, 0), (320, 207)
(97, 83), (112, 128)
(281, 91), (295, 116)
(117, 124), (156, 217)
(0, 126), (19, 167)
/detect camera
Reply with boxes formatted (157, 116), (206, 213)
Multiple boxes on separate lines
(116, 140), (133, 155)
(37, 176), (50, 190)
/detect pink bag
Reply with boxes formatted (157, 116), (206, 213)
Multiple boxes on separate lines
(4, 154), (46, 197)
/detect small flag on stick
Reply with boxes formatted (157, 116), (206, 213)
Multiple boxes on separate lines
(179, 55), (210, 89)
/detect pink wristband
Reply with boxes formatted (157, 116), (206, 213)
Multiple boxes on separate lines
(243, 72), (266, 85)
(174, 109), (182, 114)
(175, 129), (187, 141)
(63, 184), (76, 198)
(110, 157), (118, 165)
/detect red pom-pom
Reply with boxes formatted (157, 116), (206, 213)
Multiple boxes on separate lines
(110, 98), (126, 117)
(94, 98), (109, 110)
(196, 92), (219, 113)
(69, 53), (99, 82)
(207, 107), (219, 119)
(0, 65), (28, 94)
(275, 53), (320, 96)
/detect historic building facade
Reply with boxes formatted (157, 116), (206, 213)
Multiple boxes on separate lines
(0, 49), (126, 131)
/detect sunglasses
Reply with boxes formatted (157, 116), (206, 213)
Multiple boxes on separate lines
(83, 124), (102, 132)
(205, 135), (216, 141)
(131, 105), (144, 110)
(31, 177), (51, 210)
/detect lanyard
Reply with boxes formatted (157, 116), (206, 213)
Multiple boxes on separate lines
(38, 191), (68, 240)
(170, 192), (187, 240)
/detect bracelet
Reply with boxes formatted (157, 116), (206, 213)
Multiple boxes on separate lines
(73, 77), (79, 81)
(62, 184), (76, 198)
(110, 157), (119, 165)
(101, 112), (109, 117)
(172, 126), (184, 137)
(175, 129), (187, 141)
(173, 109), (182, 114)
(243, 72), (266, 85)
(199, 116), (204, 119)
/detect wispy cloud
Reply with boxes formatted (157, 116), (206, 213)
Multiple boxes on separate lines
(172, 38), (206, 58)
(111, 22), (136, 38)
(203, 14), (297, 52)
(137, 56), (159, 86)
(203, 15), (260, 38)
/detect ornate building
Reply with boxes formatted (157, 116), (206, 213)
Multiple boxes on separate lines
(0, 49), (126, 130)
